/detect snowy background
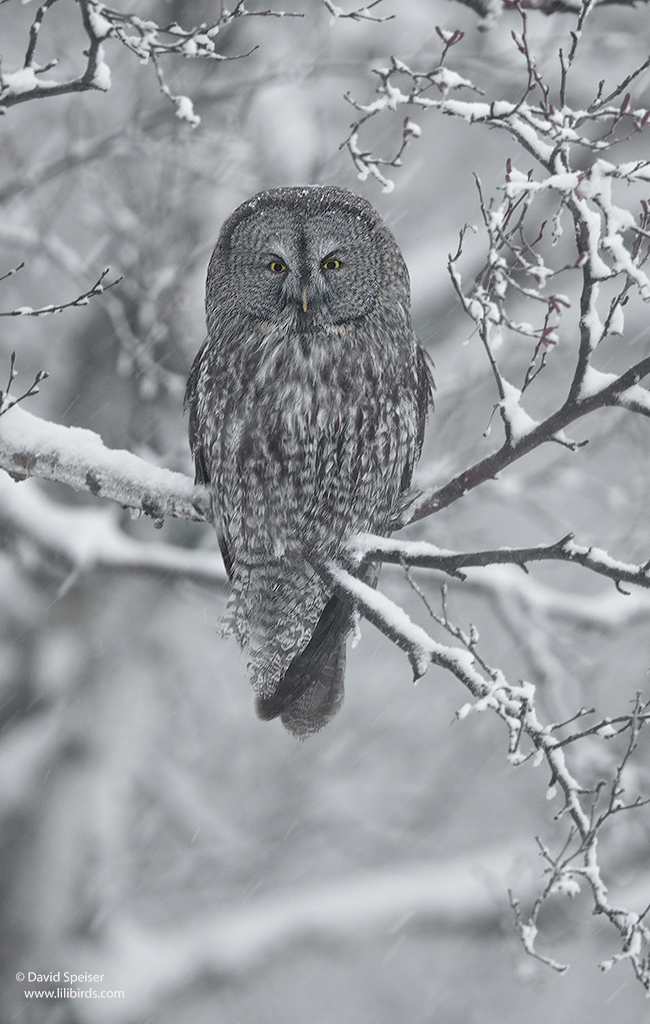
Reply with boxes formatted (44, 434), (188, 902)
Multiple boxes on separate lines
(1, 1), (650, 1020)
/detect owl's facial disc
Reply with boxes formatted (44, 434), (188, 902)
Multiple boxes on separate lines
(227, 204), (384, 328)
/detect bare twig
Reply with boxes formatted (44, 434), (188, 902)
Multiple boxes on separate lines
(0, 261), (25, 284)
(0, 353), (49, 418)
(319, 0), (393, 21)
(0, 268), (121, 317)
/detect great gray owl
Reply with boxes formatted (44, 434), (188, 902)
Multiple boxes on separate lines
(185, 185), (433, 737)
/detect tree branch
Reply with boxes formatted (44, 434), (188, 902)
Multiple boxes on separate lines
(0, 268), (121, 317)
(316, 559), (650, 987)
(319, 0), (393, 20)
(0, 405), (207, 524)
(405, 352), (650, 522)
(347, 532), (650, 591)
(0, 0), (302, 121)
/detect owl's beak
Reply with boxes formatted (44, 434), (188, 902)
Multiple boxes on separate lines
(301, 288), (309, 313)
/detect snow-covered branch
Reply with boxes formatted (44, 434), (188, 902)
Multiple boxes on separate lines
(406, 348), (650, 521)
(319, 0), (393, 21)
(0, 0), (301, 125)
(0, 405), (207, 524)
(348, 11), (650, 524)
(334, 17), (650, 979)
(347, 532), (650, 592)
(317, 557), (650, 987)
(3, 402), (648, 604)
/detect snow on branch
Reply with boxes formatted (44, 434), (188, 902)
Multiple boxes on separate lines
(337, 10), (650, 977)
(316, 557), (650, 987)
(1, 0), (649, 991)
(345, 8), (650, 523)
(0, 0), (302, 125)
(406, 346), (650, 522)
(341, 3), (650, 205)
(0, 405), (207, 525)
(346, 532), (650, 592)
(319, 0), (393, 21)
(341, 35), (477, 193)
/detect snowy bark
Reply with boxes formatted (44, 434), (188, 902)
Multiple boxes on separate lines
(0, 405), (207, 525)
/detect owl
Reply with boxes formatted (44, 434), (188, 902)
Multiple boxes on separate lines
(185, 185), (433, 737)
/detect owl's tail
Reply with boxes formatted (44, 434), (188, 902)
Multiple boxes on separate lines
(255, 560), (379, 739)
(255, 593), (351, 738)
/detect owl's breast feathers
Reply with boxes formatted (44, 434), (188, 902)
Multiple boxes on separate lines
(186, 318), (431, 564)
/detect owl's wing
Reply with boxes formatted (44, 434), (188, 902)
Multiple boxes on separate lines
(415, 343), (435, 458)
(184, 343), (210, 486)
(399, 342), (435, 494)
(184, 342), (234, 578)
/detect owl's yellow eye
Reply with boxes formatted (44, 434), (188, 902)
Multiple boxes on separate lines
(322, 257), (340, 271)
(269, 260), (286, 273)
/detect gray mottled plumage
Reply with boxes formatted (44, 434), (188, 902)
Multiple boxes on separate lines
(185, 185), (433, 737)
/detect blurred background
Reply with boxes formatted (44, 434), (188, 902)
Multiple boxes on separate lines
(1, 1), (650, 1020)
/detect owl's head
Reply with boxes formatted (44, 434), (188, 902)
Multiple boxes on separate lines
(207, 186), (410, 331)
